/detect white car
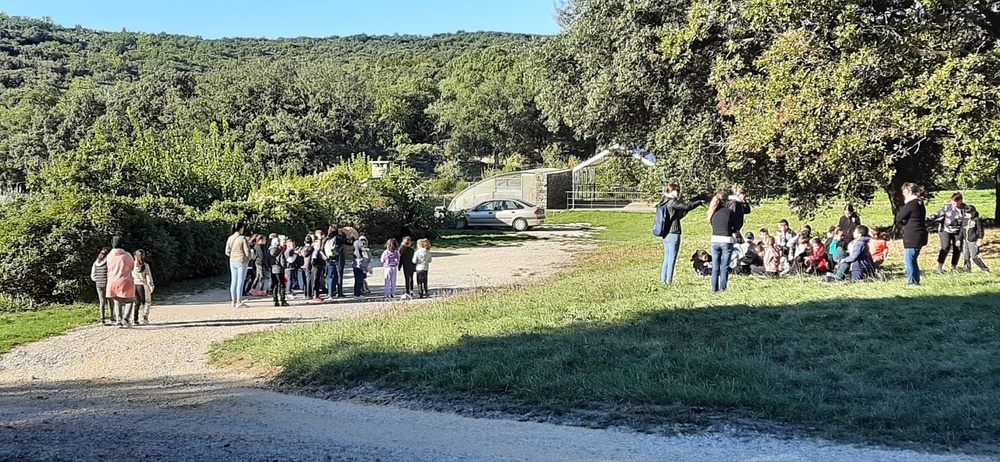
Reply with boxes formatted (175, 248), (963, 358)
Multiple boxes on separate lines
(457, 199), (546, 231)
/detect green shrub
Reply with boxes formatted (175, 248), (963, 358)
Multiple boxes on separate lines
(0, 190), (237, 302)
(0, 293), (39, 313)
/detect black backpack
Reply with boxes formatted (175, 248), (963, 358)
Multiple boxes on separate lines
(653, 200), (672, 237)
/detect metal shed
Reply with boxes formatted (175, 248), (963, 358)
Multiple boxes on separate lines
(447, 168), (572, 211)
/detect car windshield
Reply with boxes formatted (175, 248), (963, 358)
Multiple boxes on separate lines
(518, 200), (536, 207)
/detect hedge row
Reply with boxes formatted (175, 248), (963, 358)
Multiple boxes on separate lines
(0, 162), (439, 303)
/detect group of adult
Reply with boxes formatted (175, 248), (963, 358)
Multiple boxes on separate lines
(657, 182), (990, 293)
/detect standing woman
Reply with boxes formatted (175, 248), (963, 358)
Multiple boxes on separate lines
(895, 183), (928, 286)
(707, 191), (737, 294)
(225, 221), (251, 308)
(91, 247), (111, 325)
(658, 183), (707, 284)
(928, 192), (968, 274)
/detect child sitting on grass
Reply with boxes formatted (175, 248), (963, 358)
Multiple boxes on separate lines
(868, 231), (890, 268)
(752, 236), (781, 277)
(691, 250), (713, 277)
(804, 237), (829, 275)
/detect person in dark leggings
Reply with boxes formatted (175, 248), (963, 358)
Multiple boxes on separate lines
(268, 238), (287, 306)
(91, 247), (111, 324)
(398, 237), (417, 298)
(413, 238), (433, 298)
(928, 192), (968, 274)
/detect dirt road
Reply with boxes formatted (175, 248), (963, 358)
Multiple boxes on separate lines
(0, 227), (987, 461)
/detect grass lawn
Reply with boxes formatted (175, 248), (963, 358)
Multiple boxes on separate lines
(0, 273), (230, 355)
(206, 193), (996, 450)
(0, 304), (96, 354)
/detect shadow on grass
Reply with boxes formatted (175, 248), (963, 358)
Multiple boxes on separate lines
(434, 229), (538, 249)
(273, 291), (1000, 453)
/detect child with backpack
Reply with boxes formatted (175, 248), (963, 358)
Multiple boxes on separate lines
(353, 234), (372, 300)
(381, 239), (400, 298)
(413, 238), (433, 298)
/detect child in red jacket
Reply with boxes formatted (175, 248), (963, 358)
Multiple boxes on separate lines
(805, 237), (828, 274)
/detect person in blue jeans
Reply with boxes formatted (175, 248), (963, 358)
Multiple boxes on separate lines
(658, 183), (707, 284)
(894, 182), (928, 286)
(707, 191), (737, 293)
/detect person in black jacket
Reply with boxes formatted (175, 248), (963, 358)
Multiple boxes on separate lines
(251, 235), (268, 296)
(894, 182), (928, 286)
(838, 204), (861, 245)
(726, 186), (752, 235)
(268, 237), (288, 306)
(659, 183), (707, 284)
(398, 236), (418, 297)
(708, 190), (737, 293)
(961, 205), (990, 273)
(928, 192), (969, 274)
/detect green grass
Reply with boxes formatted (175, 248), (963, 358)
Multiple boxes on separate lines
(0, 304), (96, 353)
(0, 273), (229, 355)
(212, 197), (1000, 450)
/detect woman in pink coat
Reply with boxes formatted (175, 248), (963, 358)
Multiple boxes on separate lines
(105, 236), (136, 328)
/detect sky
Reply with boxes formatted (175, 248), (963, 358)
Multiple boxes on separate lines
(1, 0), (562, 38)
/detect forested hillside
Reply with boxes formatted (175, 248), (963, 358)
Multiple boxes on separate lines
(0, 14), (588, 186)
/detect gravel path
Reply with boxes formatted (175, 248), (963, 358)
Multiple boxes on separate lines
(0, 226), (989, 461)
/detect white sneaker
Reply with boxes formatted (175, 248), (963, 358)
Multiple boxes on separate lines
(236, 301), (249, 308)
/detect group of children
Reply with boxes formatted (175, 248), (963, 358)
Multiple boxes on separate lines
(240, 225), (434, 307)
(694, 221), (890, 282)
(692, 200), (991, 283)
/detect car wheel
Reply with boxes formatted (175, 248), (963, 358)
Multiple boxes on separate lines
(456, 219), (468, 230)
(512, 218), (528, 232)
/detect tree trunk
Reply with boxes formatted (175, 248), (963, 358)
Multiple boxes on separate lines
(995, 164), (1000, 221)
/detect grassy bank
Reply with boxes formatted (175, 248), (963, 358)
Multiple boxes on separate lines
(0, 274), (229, 355)
(1, 303), (96, 353)
(215, 196), (999, 448)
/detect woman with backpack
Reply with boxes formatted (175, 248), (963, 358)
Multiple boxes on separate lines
(654, 183), (706, 284)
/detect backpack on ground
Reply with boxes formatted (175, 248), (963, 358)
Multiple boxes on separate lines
(653, 200), (672, 237)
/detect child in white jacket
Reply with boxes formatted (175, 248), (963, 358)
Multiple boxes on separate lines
(413, 238), (433, 298)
